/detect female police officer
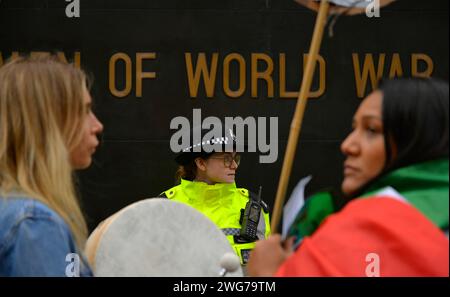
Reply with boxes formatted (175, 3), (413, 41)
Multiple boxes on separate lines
(160, 126), (271, 266)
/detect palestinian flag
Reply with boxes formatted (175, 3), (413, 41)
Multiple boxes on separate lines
(279, 158), (449, 276)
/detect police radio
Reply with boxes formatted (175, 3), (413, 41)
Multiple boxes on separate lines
(239, 186), (262, 242)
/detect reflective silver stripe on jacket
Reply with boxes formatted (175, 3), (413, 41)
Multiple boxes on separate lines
(221, 210), (266, 240)
(222, 228), (240, 236)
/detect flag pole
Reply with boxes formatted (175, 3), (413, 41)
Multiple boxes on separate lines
(271, 0), (330, 232)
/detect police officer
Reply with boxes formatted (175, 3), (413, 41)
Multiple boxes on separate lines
(160, 126), (271, 267)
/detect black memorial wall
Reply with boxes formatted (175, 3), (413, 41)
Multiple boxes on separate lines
(0, 0), (448, 230)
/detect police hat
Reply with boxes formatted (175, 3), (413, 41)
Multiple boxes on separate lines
(174, 125), (248, 165)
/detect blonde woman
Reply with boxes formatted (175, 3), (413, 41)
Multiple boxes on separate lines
(0, 55), (103, 276)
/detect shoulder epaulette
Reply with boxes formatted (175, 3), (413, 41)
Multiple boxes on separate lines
(237, 188), (249, 198)
(160, 187), (177, 199)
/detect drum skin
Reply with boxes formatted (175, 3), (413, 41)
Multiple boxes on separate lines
(85, 198), (244, 277)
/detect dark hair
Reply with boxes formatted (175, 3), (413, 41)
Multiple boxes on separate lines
(380, 77), (449, 171)
(344, 77), (449, 200)
(175, 162), (197, 183)
(174, 155), (213, 183)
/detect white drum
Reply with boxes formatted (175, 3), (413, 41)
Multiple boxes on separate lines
(85, 198), (243, 277)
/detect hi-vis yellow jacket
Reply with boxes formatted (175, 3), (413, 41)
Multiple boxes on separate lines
(161, 179), (271, 265)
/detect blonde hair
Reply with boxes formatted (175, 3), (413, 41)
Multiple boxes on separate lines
(0, 54), (89, 248)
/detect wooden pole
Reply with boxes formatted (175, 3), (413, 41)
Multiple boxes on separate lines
(271, 0), (330, 232)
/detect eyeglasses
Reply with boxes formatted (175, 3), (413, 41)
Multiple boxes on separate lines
(209, 154), (241, 167)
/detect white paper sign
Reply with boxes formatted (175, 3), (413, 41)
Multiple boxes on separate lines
(282, 175), (312, 240)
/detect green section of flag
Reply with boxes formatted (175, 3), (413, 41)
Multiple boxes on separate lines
(365, 158), (449, 230)
(288, 158), (449, 242)
(288, 191), (335, 243)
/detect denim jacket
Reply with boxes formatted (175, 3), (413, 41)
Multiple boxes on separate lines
(0, 195), (92, 276)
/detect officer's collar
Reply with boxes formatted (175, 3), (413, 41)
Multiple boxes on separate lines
(180, 179), (237, 204)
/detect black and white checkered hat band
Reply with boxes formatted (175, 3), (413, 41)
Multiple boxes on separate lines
(182, 137), (230, 152)
(221, 228), (241, 236)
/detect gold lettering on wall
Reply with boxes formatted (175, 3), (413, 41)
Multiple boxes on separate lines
(109, 53), (132, 98)
(412, 53), (433, 77)
(303, 54), (325, 98)
(279, 53), (296, 98)
(136, 52), (156, 98)
(0, 52), (80, 67)
(2, 51), (436, 100)
(279, 53), (326, 99)
(353, 53), (385, 98)
(353, 53), (434, 98)
(185, 53), (218, 98)
(251, 53), (274, 98)
(223, 53), (246, 98)
(389, 53), (403, 77)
